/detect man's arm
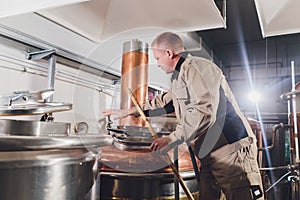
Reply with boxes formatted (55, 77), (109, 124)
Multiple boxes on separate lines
(143, 100), (174, 117)
(103, 91), (173, 119)
(142, 91), (173, 110)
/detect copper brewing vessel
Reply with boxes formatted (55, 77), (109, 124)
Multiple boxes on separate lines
(99, 144), (200, 199)
(120, 39), (148, 126)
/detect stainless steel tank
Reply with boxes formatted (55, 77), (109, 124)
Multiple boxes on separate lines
(0, 90), (114, 200)
(0, 119), (70, 136)
(0, 149), (95, 200)
(0, 132), (112, 200)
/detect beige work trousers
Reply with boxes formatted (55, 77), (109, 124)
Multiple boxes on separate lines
(199, 138), (264, 200)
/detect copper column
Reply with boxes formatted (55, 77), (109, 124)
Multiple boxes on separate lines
(120, 39), (149, 126)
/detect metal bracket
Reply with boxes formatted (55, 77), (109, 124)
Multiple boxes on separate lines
(26, 49), (57, 103)
(26, 49), (56, 60)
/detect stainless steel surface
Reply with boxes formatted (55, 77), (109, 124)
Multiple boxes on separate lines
(108, 125), (171, 150)
(100, 171), (199, 200)
(47, 54), (56, 102)
(25, 49), (57, 102)
(0, 148), (96, 200)
(259, 165), (299, 171)
(0, 134), (113, 151)
(0, 148), (95, 166)
(0, 102), (72, 116)
(0, 131), (112, 200)
(26, 49), (56, 60)
(112, 136), (153, 150)
(107, 117), (178, 150)
(108, 125), (171, 136)
(123, 39), (149, 53)
(0, 119), (70, 136)
(280, 89), (300, 100)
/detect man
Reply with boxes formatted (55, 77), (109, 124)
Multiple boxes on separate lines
(104, 32), (264, 200)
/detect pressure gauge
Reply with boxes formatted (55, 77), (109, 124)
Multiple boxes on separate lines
(74, 122), (89, 135)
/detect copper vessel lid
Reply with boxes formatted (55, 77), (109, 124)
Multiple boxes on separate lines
(100, 143), (200, 173)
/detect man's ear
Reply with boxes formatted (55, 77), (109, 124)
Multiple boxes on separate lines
(166, 49), (175, 59)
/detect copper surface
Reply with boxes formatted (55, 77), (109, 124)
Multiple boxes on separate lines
(120, 51), (148, 126)
(289, 83), (300, 163)
(289, 113), (300, 155)
(248, 118), (263, 148)
(100, 143), (200, 173)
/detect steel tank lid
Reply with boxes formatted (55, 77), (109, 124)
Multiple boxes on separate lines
(0, 89), (72, 116)
(0, 134), (113, 151)
(0, 102), (72, 116)
(0, 148), (96, 168)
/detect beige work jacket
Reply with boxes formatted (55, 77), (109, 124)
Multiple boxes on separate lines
(143, 55), (256, 158)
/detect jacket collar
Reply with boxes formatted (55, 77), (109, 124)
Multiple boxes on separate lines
(171, 56), (185, 81)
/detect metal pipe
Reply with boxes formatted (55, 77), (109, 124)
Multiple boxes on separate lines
(56, 70), (118, 91)
(0, 24), (120, 79)
(281, 90), (300, 100)
(0, 57), (117, 95)
(288, 97), (292, 164)
(47, 55), (56, 102)
(291, 61), (300, 163)
(258, 123), (290, 151)
(259, 164), (298, 171)
(266, 171), (292, 193)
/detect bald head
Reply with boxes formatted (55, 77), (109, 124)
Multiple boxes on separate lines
(151, 32), (184, 54)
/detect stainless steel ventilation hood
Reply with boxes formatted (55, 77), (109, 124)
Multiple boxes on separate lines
(0, 0), (226, 77)
(254, 0), (300, 37)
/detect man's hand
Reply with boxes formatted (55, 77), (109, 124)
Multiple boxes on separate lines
(102, 107), (136, 119)
(150, 137), (169, 151)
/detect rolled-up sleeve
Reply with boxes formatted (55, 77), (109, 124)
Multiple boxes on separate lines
(142, 91), (173, 110)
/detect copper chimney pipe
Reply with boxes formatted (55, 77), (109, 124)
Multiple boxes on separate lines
(120, 39), (149, 126)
